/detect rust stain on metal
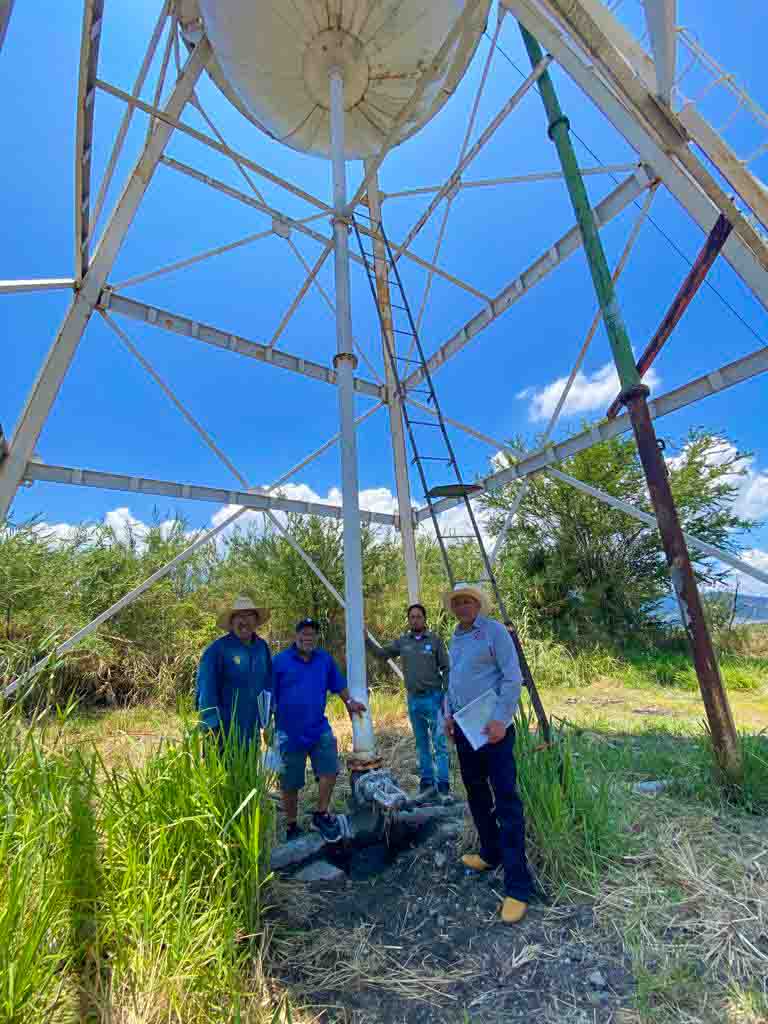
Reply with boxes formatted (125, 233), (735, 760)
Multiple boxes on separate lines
(607, 214), (732, 418)
(623, 387), (742, 782)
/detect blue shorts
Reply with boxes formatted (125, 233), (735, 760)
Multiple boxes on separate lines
(280, 730), (339, 791)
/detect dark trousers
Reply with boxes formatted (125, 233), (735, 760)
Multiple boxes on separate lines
(455, 724), (533, 902)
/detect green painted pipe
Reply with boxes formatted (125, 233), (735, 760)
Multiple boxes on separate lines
(519, 24), (641, 393)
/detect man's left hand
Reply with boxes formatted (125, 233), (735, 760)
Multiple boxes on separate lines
(346, 699), (367, 716)
(482, 719), (507, 744)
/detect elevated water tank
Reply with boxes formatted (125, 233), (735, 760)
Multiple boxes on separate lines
(180, 1), (490, 159)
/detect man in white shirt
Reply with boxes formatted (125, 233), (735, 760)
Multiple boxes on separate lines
(443, 583), (533, 925)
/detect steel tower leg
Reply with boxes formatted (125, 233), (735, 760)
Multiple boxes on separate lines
(0, 41), (210, 522)
(520, 24), (742, 784)
(365, 164), (420, 604)
(0, 0), (14, 53)
(330, 68), (376, 758)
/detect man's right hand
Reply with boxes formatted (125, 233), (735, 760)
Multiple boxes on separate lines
(444, 713), (455, 741)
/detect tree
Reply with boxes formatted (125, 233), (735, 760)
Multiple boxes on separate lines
(214, 514), (405, 666)
(481, 429), (754, 645)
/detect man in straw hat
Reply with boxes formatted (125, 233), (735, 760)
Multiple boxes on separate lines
(442, 582), (533, 925)
(196, 594), (272, 747)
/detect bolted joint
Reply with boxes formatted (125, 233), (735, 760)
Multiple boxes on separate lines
(547, 114), (570, 141)
(618, 383), (651, 407)
(333, 351), (358, 370)
(332, 214), (351, 230)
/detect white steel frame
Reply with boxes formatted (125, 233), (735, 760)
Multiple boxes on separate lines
(3, 1), (768, 710)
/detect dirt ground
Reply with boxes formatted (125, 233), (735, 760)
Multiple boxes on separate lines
(269, 813), (637, 1024)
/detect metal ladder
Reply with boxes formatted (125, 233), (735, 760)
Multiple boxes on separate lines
(352, 215), (550, 739)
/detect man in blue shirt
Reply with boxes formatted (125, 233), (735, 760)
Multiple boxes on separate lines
(442, 583), (533, 926)
(273, 618), (366, 843)
(196, 594), (272, 747)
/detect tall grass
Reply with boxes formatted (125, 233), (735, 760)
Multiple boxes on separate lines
(0, 708), (285, 1022)
(513, 706), (629, 895)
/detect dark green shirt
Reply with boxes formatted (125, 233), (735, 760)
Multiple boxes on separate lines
(369, 629), (449, 695)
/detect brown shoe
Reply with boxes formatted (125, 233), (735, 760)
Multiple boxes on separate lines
(461, 853), (493, 872)
(500, 897), (528, 924)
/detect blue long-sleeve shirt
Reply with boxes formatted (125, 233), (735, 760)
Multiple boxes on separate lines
(272, 645), (346, 753)
(195, 632), (272, 742)
(446, 615), (523, 723)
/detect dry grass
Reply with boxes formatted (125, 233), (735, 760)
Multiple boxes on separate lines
(32, 685), (768, 1022)
(595, 802), (768, 1022)
(270, 922), (484, 1006)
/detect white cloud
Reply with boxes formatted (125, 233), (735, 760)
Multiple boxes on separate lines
(210, 482), (402, 540)
(422, 499), (495, 551)
(104, 506), (147, 545)
(734, 469), (768, 521)
(31, 506), (191, 551)
(719, 547), (768, 597)
(668, 438), (768, 524)
(519, 361), (662, 423)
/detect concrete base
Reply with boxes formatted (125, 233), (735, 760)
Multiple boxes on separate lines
(270, 801), (466, 872)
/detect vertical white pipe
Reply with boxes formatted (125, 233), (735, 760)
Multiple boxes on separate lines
(364, 162), (420, 603)
(330, 68), (376, 757)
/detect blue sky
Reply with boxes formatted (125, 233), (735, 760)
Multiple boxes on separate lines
(2, 1), (767, 590)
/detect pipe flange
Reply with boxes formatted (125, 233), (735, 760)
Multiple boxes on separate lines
(333, 352), (359, 369)
(619, 383), (651, 406)
(303, 29), (370, 111)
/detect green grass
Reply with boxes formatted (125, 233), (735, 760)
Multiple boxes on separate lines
(5, 675), (768, 1023)
(620, 650), (768, 692)
(0, 708), (288, 1023)
(513, 705), (631, 895)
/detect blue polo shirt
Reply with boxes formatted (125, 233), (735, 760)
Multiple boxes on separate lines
(272, 645), (346, 752)
(196, 632), (272, 742)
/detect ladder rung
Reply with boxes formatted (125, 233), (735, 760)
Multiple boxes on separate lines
(391, 327), (416, 336)
(389, 302), (408, 311)
(395, 355), (421, 364)
(407, 419), (440, 426)
(413, 455), (452, 462)
(360, 249), (391, 264)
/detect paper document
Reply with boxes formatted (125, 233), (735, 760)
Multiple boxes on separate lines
(453, 688), (512, 751)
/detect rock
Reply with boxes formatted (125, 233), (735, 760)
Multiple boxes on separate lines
(271, 833), (325, 870)
(587, 969), (607, 989)
(294, 860), (345, 884)
(437, 822), (462, 839)
(434, 851), (447, 868)
(632, 780), (670, 796)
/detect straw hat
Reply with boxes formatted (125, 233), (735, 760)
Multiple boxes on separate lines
(442, 581), (491, 616)
(217, 594), (270, 632)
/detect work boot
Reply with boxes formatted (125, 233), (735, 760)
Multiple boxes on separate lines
(286, 821), (304, 842)
(311, 811), (342, 843)
(437, 781), (450, 796)
(419, 780), (436, 796)
(500, 897), (528, 924)
(461, 853), (494, 872)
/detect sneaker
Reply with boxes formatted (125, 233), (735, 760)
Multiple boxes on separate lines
(286, 822), (304, 842)
(437, 782), (450, 796)
(311, 811), (342, 843)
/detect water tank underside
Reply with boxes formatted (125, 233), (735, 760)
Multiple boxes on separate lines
(179, 1), (491, 159)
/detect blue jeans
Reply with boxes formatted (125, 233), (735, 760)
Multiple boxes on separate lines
(407, 690), (449, 787)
